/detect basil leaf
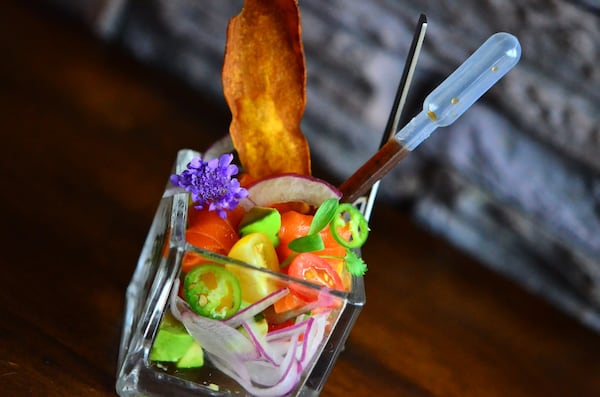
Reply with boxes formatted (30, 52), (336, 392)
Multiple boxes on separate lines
(288, 234), (325, 253)
(308, 198), (339, 235)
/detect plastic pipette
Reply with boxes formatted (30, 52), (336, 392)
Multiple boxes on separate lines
(340, 32), (521, 203)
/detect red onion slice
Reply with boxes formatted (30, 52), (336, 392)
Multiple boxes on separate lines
(248, 334), (299, 387)
(265, 317), (312, 343)
(241, 321), (280, 366)
(295, 317), (314, 364)
(177, 302), (260, 363)
(242, 174), (342, 211)
(208, 333), (301, 396)
(297, 313), (327, 368)
(213, 353), (301, 397)
(166, 278), (332, 396)
(224, 288), (289, 329)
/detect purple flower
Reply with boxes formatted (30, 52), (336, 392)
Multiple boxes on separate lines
(170, 153), (248, 218)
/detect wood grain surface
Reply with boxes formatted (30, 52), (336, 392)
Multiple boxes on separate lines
(2, 2), (600, 396)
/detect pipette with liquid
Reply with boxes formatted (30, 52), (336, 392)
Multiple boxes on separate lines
(340, 32), (522, 203)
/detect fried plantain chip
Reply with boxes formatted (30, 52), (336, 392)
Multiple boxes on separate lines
(222, 0), (311, 178)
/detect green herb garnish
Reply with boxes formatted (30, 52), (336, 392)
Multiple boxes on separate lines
(344, 250), (368, 276)
(288, 233), (325, 253)
(287, 198), (370, 277)
(308, 198), (339, 234)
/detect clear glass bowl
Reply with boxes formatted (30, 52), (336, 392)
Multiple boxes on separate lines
(116, 149), (366, 396)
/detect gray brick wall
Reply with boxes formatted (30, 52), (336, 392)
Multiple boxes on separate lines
(53, 0), (600, 330)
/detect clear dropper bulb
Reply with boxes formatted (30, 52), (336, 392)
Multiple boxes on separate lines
(339, 32), (521, 203)
(396, 32), (521, 150)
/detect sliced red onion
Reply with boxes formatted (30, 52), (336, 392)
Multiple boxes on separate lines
(170, 280), (269, 362)
(244, 360), (285, 387)
(224, 288), (289, 328)
(213, 353), (301, 397)
(260, 339), (290, 362)
(248, 335), (298, 388)
(206, 333), (301, 396)
(294, 317), (314, 363)
(262, 320), (311, 367)
(179, 312), (253, 381)
(180, 310), (258, 358)
(249, 325), (300, 389)
(169, 283), (259, 363)
(298, 314), (327, 368)
(241, 321), (279, 366)
(265, 317), (311, 343)
(243, 174), (341, 211)
(166, 277), (331, 397)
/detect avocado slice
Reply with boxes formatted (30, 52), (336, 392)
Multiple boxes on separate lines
(239, 207), (281, 246)
(176, 340), (204, 368)
(150, 313), (204, 368)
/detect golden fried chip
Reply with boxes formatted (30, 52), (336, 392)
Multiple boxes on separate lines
(222, 0), (311, 178)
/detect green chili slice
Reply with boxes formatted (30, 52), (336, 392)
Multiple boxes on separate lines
(183, 264), (242, 320)
(330, 203), (369, 249)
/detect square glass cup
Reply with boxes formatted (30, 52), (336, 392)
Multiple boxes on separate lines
(116, 149), (366, 396)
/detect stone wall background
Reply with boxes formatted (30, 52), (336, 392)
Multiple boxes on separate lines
(49, 0), (600, 330)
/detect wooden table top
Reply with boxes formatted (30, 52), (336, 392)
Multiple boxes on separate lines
(2, 2), (600, 396)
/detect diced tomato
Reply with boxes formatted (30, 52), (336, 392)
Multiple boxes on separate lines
(183, 208), (240, 273)
(276, 211), (312, 264)
(187, 208), (239, 243)
(266, 318), (306, 342)
(273, 291), (307, 314)
(223, 205), (246, 231)
(277, 210), (348, 280)
(267, 319), (295, 333)
(182, 231), (228, 272)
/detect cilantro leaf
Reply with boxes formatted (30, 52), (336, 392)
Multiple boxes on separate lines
(344, 250), (367, 276)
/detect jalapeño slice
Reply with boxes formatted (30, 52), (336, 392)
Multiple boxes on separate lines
(183, 264), (242, 320)
(330, 203), (369, 249)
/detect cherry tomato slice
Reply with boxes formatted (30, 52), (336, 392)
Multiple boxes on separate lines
(287, 253), (344, 302)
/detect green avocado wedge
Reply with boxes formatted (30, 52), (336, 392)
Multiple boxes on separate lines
(150, 313), (204, 368)
(238, 206), (281, 246)
(176, 340), (204, 368)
